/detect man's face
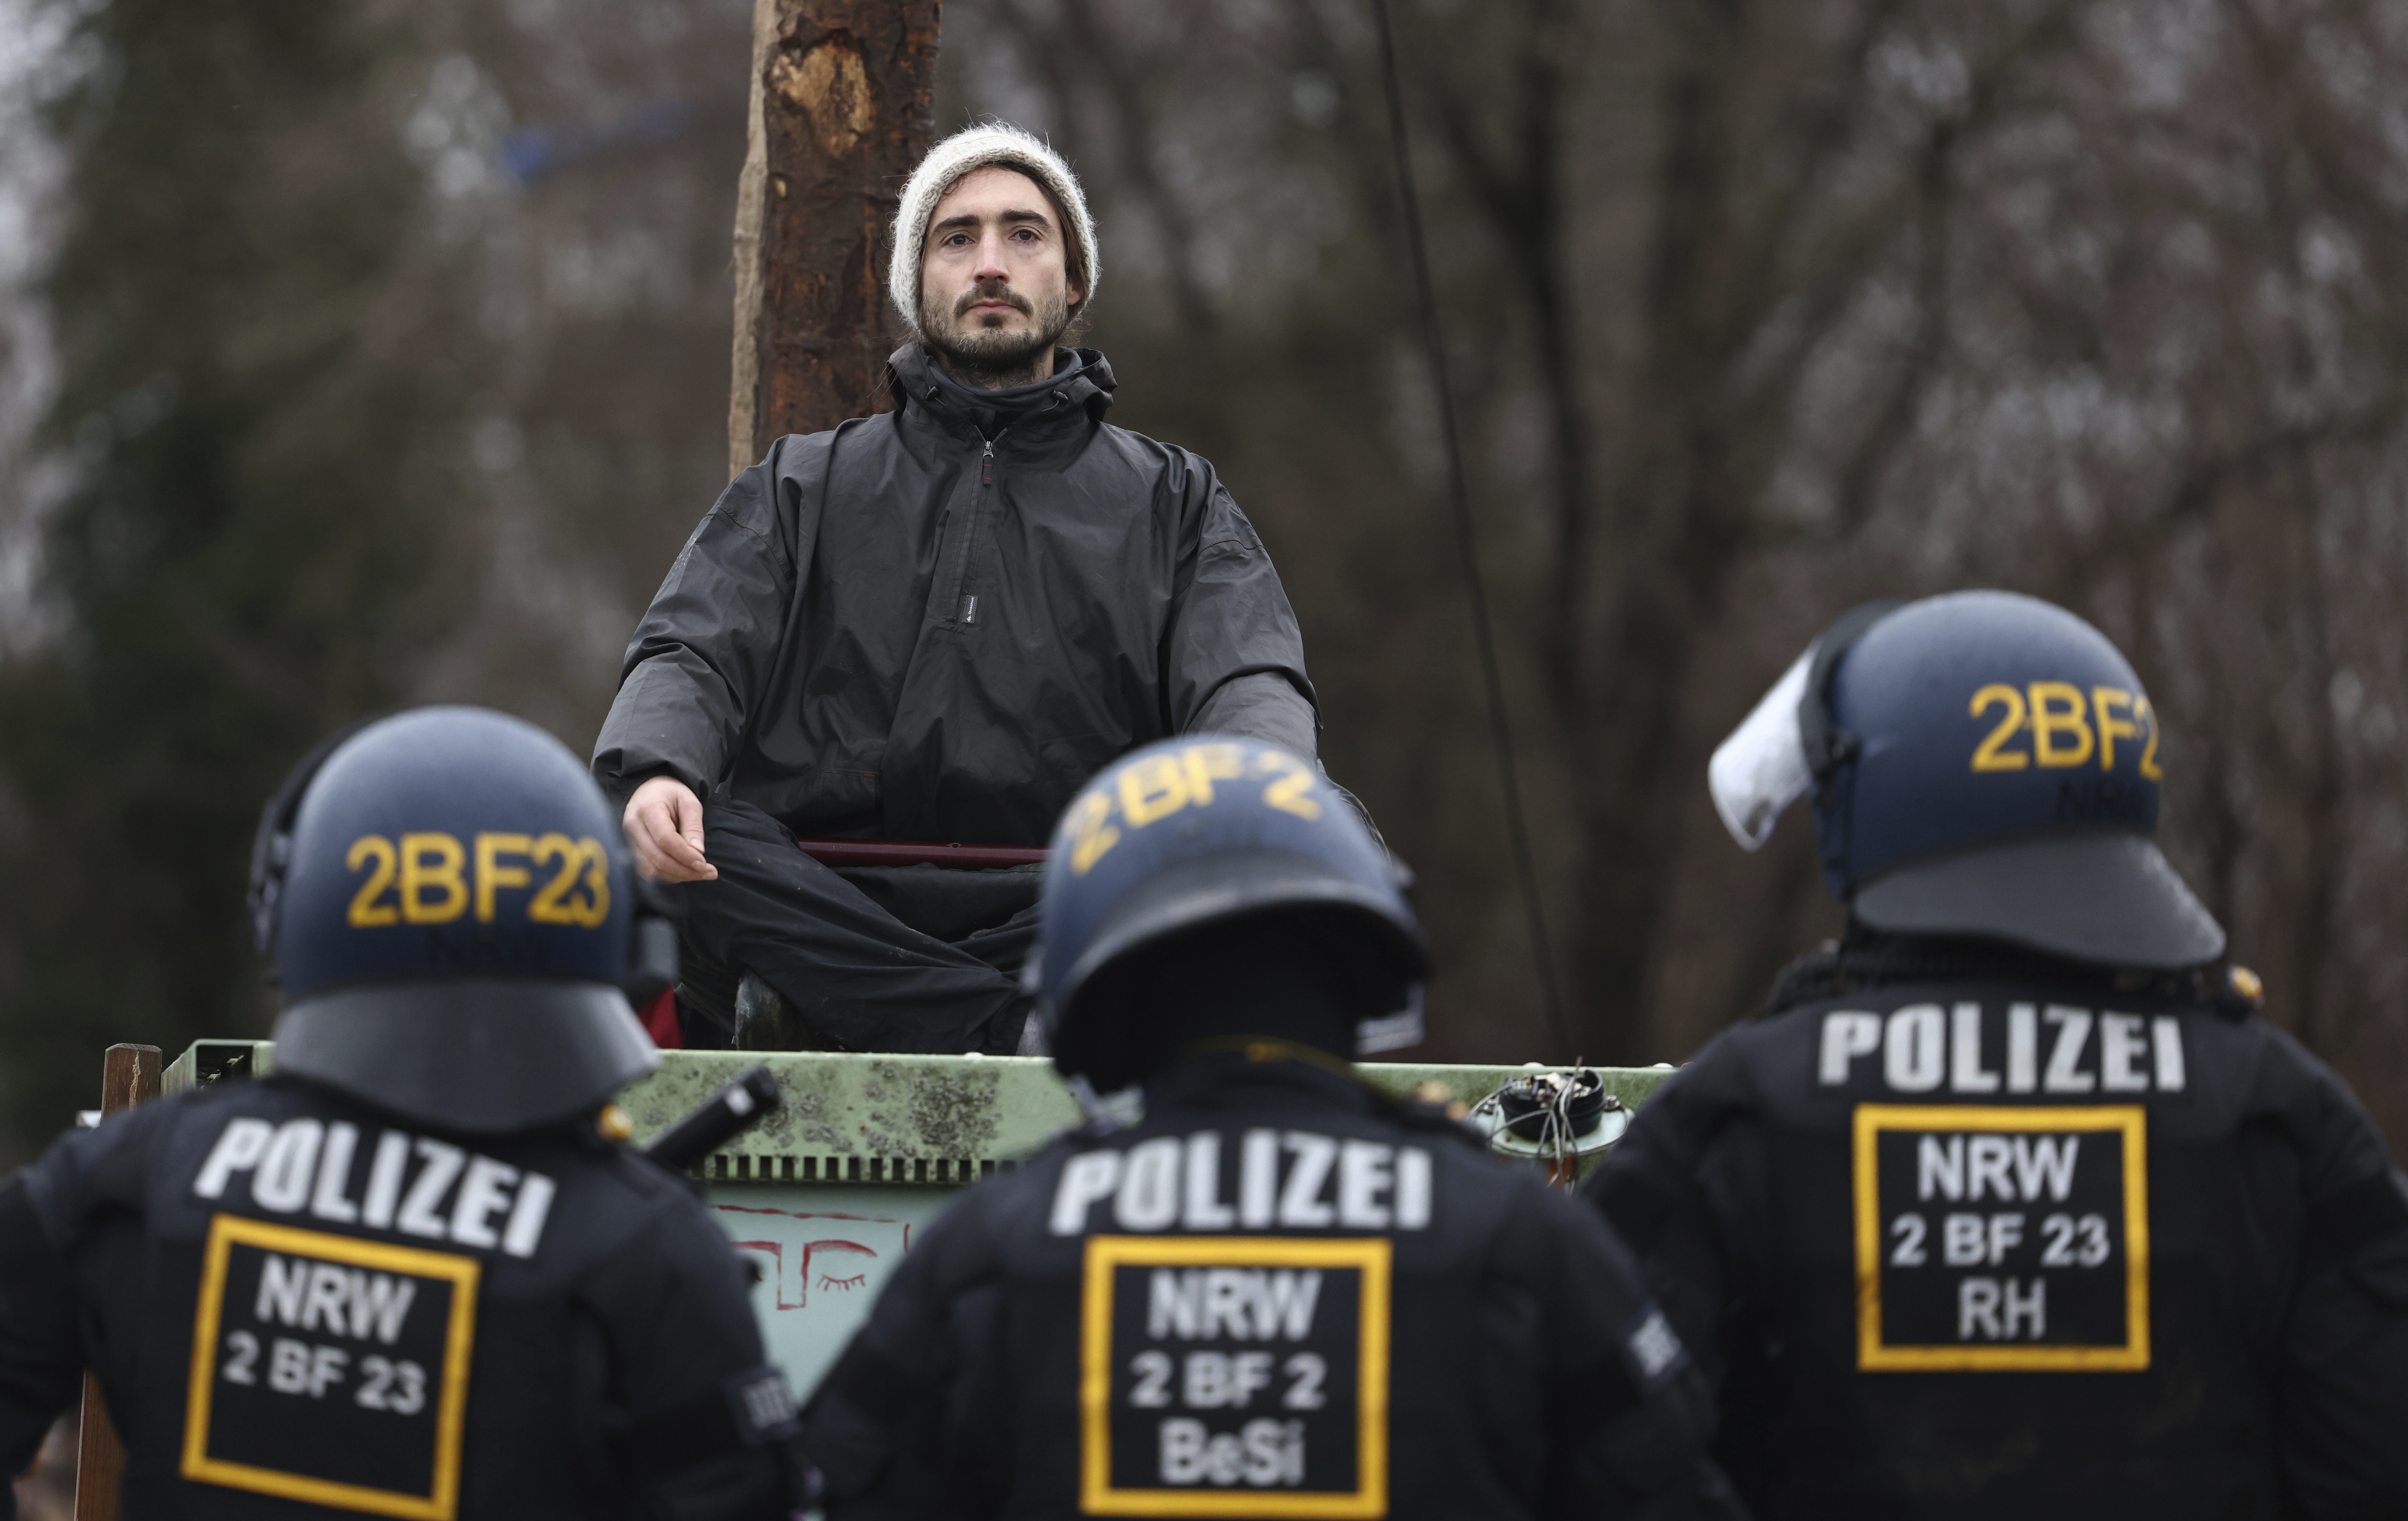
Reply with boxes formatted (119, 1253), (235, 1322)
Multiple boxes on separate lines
(917, 165), (1083, 385)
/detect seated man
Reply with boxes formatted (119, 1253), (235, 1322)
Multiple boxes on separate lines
(593, 123), (1322, 1057)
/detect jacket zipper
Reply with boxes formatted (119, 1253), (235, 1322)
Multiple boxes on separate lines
(951, 436), (996, 627)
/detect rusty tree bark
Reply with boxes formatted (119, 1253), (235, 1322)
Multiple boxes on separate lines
(729, 0), (943, 476)
(72, 1044), (160, 1521)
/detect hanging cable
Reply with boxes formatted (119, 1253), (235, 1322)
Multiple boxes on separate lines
(1367, 0), (1570, 1050)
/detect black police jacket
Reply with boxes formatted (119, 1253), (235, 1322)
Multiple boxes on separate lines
(1584, 947), (2408, 1519)
(0, 1074), (797, 1521)
(801, 1054), (1743, 1520)
(590, 344), (1317, 846)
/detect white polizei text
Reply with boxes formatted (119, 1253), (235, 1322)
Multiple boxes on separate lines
(1817, 1003), (2185, 1094)
(1048, 1130), (1433, 1236)
(193, 1117), (557, 1258)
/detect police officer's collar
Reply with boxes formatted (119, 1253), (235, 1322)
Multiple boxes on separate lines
(1143, 1041), (1377, 1114)
(1767, 923), (2255, 1019)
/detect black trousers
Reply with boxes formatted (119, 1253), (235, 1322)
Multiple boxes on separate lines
(668, 796), (1038, 1054)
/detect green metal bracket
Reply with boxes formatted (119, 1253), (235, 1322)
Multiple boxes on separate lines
(167, 1041), (1672, 1178)
(617, 1053), (1676, 1182)
(161, 1039), (276, 1096)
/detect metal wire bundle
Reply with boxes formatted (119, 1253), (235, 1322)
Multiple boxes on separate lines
(1470, 1068), (1622, 1187)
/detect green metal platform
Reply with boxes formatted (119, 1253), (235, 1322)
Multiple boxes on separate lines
(163, 1041), (1668, 1399)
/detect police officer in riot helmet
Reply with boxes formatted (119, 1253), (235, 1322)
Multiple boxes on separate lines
(801, 736), (1744, 1520)
(1584, 591), (2408, 1516)
(0, 707), (805, 1520)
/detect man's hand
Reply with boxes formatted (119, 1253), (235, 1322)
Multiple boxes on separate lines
(625, 776), (718, 883)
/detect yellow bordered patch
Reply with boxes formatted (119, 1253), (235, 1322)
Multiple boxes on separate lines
(1078, 1236), (1390, 1518)
(182, 1214), (480, 1519)
(1852, 1103), (2149, 1372)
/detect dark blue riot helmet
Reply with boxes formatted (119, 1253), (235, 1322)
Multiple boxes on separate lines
(1708, 590), (2226, 969)
(248, 706), (663, 1133)
(1032, 736), (1429, 1090)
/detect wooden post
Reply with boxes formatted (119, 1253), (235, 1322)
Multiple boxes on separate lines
(728, 0), (943, 477)
(72, 1044), (160, 1521)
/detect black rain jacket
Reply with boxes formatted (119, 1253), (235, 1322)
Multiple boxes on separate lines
(1583, 939), (2408, 1519)
(802, 1055), (1744, 1520)
(593, 345), (1316, 847)
(0, 1075), (797, 1520)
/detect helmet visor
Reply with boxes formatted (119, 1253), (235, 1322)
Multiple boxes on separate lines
(1707, 648), (1815, 850)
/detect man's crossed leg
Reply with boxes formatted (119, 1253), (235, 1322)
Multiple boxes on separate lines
(668, 797), (1039, 1055)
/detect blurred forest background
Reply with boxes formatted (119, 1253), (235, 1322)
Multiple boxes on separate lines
(4, 0), (2408, 1169)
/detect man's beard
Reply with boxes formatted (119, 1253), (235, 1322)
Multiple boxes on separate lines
(921, 279), (1072, 390)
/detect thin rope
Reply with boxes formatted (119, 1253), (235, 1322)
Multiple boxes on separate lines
(1368, 0), (1570, 1051)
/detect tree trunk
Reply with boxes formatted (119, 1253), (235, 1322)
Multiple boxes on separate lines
(73, 1045), (160, 1521)
(729, 0), (942, 476)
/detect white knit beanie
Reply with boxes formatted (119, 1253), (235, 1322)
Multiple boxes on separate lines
(888, 123), (1099, 336)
